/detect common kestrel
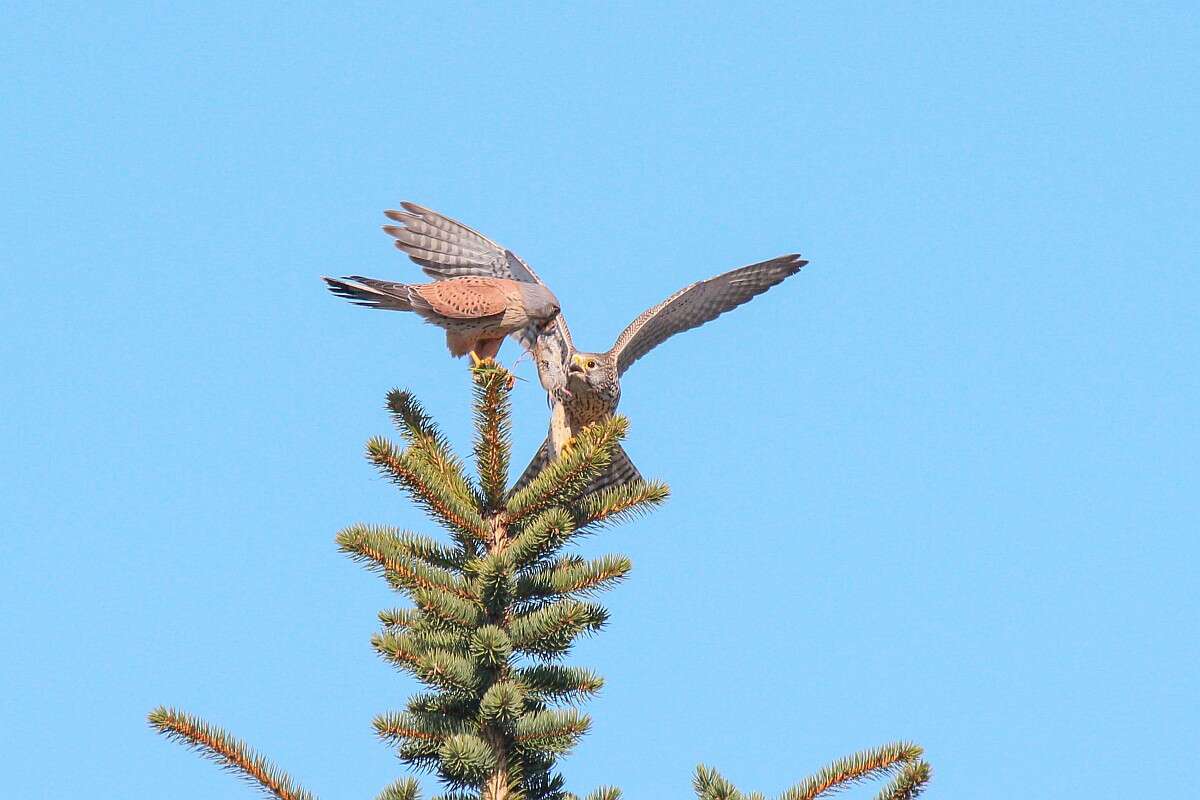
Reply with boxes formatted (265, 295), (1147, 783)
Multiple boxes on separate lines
(322, 274), (559, 362)
(379, 202), (806, 494)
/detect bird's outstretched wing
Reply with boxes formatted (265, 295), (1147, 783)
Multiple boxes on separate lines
(382, 202), (569, 361)
(383, 202), (542, 284)
(607, 254), (807, 376)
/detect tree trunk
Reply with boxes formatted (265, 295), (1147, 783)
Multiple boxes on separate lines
(482, 759), (510, 800)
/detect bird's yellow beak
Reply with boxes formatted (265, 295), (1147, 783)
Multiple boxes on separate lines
(569, 354), (587, 374)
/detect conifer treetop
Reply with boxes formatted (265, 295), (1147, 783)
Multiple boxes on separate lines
(148, 361), (930, 800)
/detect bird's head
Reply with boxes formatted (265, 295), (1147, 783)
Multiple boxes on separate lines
(568, 352), (617, 391)
(518, 283), (561, 325)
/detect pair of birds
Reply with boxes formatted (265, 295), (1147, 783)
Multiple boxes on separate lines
(324, 202), (806, 492)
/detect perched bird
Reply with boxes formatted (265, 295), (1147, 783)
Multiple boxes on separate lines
(514, 253), (807, 491)
(322, 273), (559, 363)
(377, 202), (807, 495)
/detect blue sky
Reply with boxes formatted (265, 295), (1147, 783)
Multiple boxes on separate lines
(2, 2), (1197, 798)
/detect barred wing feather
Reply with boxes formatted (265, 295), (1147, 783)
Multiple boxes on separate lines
(383, 201), (560, 356)
(608, 254), (807, 376)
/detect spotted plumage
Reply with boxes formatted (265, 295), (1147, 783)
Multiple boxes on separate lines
(322, 274), (559, 360)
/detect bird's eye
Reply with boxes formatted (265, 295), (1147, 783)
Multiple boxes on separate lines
(586, 359), (596, 369)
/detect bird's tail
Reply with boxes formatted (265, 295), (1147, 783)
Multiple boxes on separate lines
(510, 436), (643, 498)
(322, 275), (418, 311)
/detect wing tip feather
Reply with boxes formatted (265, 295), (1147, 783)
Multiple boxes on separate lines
(399, 200), (432, 215)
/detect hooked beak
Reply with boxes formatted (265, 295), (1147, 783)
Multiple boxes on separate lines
(568, 354), (586, 375)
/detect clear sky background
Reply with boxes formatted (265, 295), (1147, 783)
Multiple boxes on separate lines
(2, 3), (1197, 798)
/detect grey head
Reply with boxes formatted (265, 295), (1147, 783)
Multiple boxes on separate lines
(517, 282), (561, 326)
(566, 351), (622, 420)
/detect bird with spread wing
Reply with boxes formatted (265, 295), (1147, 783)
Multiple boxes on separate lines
(367, 202), (806, 493)
(323, 257), (559, 364)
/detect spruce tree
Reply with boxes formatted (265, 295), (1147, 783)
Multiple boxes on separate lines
(150, 362), (932, 799)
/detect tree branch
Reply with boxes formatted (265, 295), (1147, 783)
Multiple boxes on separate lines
(148, 707), (316, 800)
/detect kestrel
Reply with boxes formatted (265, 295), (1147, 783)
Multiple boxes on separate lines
(513, 253), (806, 491)
(322, 274), (559, 362)
(379, 202), (806, 494)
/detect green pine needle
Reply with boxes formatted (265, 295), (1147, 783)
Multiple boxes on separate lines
(417, 649), (483, 695)
(379, 607), (422, 630)
(386, 389), (483, 509)
(479, 680), (526, 721)
(779, 741), (924, 800)
(413, 587), (483, 629)
(695, 742), (928, 800)
(506, 508), (578, 570)
(337, 524), (473, 598)
(469, 549), (516, 610)
(148, 707), (317, 800)
(514, 708), (591, 755)
(509, 599), (608, 657)
(470, 362), (514, 511)
(392, 530), (470, 572)
(570, 480), (670, 530)
(377, 777), (422, 800)
(515, 664), (605, 704)
(693, 764), (741, 800)
(367, 436), (490, 544)
(469, 625), (513, 668)
(437, 733), (499, 787)
(371, 631), (423, 671)
(505, 416), (629, 524)
(373, 711), (473, 746)
(514, 554), (632, 602)
(405, 692), (477, 720)
(874, 761), (931, 800)
(585, 787), (623, 800)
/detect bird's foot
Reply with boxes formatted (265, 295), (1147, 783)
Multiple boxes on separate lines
(469, 351), (496, 368)
(558, 435), (579, 458)
(469, 351), (514, 388)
